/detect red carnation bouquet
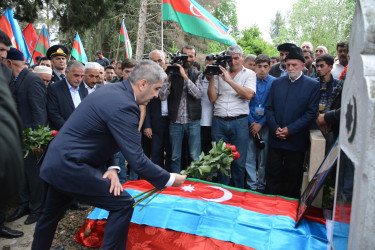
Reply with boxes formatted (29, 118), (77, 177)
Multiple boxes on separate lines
(132, 139), (239, 210)
(23, 125), (58, 159)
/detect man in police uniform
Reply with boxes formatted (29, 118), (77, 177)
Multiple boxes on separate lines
(47, 45), (68, 83)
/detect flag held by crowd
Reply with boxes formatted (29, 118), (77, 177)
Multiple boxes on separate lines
(75, 179), (330, 249)
(162, 0), (236, 46)
(120, 19), (132, 59)
(0, 8), (32, 61)
(33, 25), (51, 60)
(22, 24), (38, 64)
(71, 32), (88, 64)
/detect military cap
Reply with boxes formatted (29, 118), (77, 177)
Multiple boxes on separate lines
(285, 46), (305, 63)
(47, 45), (68, 59)
(277, 43), (296, 52)
(6, 48), (24, 61)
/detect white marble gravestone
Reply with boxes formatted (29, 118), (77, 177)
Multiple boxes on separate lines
(337, 0), (375, 248)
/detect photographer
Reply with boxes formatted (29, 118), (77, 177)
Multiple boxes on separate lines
(245, 55), (276, 193)
(159, 45), (202, 174)
(207, 44), (256, 188)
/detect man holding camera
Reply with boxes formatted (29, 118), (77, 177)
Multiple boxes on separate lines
(159, 45), (202, 174)
(207, 44), (256, 188)
(245, 54), (275, 193)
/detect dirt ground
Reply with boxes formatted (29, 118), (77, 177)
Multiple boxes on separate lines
(0, 207), (96, 250)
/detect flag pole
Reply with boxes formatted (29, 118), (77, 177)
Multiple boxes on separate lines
(115, 15), (124, 63)
(29, 26), (43, 65)
(161, 0), (163, 52)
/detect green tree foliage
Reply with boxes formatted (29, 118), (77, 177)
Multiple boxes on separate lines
(213, 0), (238, 33)
(269, 11), (284, 44)
(236, 25), (278, 57)
(274, 0), (356, 56)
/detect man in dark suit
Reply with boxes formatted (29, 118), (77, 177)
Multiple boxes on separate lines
(265, 46), (320, 199)
(4, 48), (47, 225)
(143, 50), (171, 171)
(32, 60), (187, 250)
(47, 45), (68, 84)
(269, 43), (308, 78)
(47, 60), (87, 130)
(0, 31), (24, 239)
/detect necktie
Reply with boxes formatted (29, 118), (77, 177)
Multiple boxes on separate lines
(61, 74), (66, 79)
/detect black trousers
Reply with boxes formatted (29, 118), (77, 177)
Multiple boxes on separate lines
(265, 147), (305, 199)
(32, 185), (134, 250)
(19, 154), (45, 213)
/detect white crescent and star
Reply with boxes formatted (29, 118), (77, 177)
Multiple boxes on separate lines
(181, 184), (232, 203)
(190, 3), (201, 17)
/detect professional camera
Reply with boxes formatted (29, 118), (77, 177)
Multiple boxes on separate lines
(165, 51), (188, 75)
(204, 51), (232, 75)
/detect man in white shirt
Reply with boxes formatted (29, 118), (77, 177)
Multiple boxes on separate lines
(331, 41), (349, 79)
(207, 44), (256, 188)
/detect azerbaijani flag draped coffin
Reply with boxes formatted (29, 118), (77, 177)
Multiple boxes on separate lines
(75, 179), (329, 249)
(162, 0), (236, 46)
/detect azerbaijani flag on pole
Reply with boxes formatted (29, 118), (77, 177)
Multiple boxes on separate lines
(33, 25), (51, 60)
(71, 32), (88, 64)
(0, 9), (31, 61)
(120, 20), (132, 59)
(22, 23), (38, 64)
(162, 0), (236, 46)
(75, 179), (331, 249)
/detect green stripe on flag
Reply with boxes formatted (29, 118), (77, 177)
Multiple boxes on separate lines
(162, 3), (236, 45)
(35, 43), (48, 55)
(71, 48), (83, 63)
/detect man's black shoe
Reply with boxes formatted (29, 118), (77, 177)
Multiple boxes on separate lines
(24, 213), (40, 225)
(0, 225), (24, 238)
(70, 202), (90, 211)
(6, 206), (29, 222)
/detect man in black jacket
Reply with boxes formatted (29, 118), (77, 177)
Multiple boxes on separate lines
(4, 48), (47, 225)
(159, 45), (202, 174)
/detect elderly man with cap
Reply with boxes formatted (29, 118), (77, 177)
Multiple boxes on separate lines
(265, 46), (320, 199)
(47, 45), (68, 84)
(4, 48), (47, 225)
(269, 42), (308, 78)
(34, 65), (52, 87)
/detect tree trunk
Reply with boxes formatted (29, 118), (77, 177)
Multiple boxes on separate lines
(136, 0), (148, 60)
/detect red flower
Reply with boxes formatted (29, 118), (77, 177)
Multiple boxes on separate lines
(230, 145), (237, 152)
(225, 143), (232, 149)
(51, 130), (58, 136)
(232, 151), (240, 160)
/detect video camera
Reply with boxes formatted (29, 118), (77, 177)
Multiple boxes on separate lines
(165, 51), (188, 75)
(204, 51), (232, 75)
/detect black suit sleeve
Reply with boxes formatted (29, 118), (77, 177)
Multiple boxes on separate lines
(29, 77), (47, 129)
(47, 85), (66, 130)
(143, 103), (151, 129)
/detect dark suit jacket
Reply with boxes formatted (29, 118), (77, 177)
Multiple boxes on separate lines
(12, 68), (47, 129)
(266, 74), (320, 152)
(47, 79), (88, 130)
(40, 81), (170, 196)
(50, 70), (63, 84)
(143, 98), (168, 133)
(269, 62), (308, 78)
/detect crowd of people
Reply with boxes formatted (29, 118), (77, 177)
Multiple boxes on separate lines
(0, 27), (350, 247)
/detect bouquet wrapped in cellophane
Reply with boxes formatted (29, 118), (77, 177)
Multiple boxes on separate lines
(132, 139), (240, 210)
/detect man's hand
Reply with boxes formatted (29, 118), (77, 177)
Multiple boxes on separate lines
(102, 169), (123, 196)
(175, 64), (189, 82)
(275, 127), (290, 140)
(250, 122), (262, 137)
(171, 174), (187, 187)
(143, 128), (152, 139)
(316, 114), (328, 134)
(218, 65), (231, 83)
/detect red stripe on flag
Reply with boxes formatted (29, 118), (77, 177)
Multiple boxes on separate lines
(72, 39), (81, 55)
(75, 220), (255, 250)
(124, 180), (299, 220)
(163, 0), (227, 35)
(0, 15), (18, 49)
(120, 25), (125, 36)
(38, 33), (50, 49)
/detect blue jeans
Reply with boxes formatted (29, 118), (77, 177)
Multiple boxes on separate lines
(211, 116), (248, 188)
(169, 120), (201, 173)
(245, 126), (269, 190)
